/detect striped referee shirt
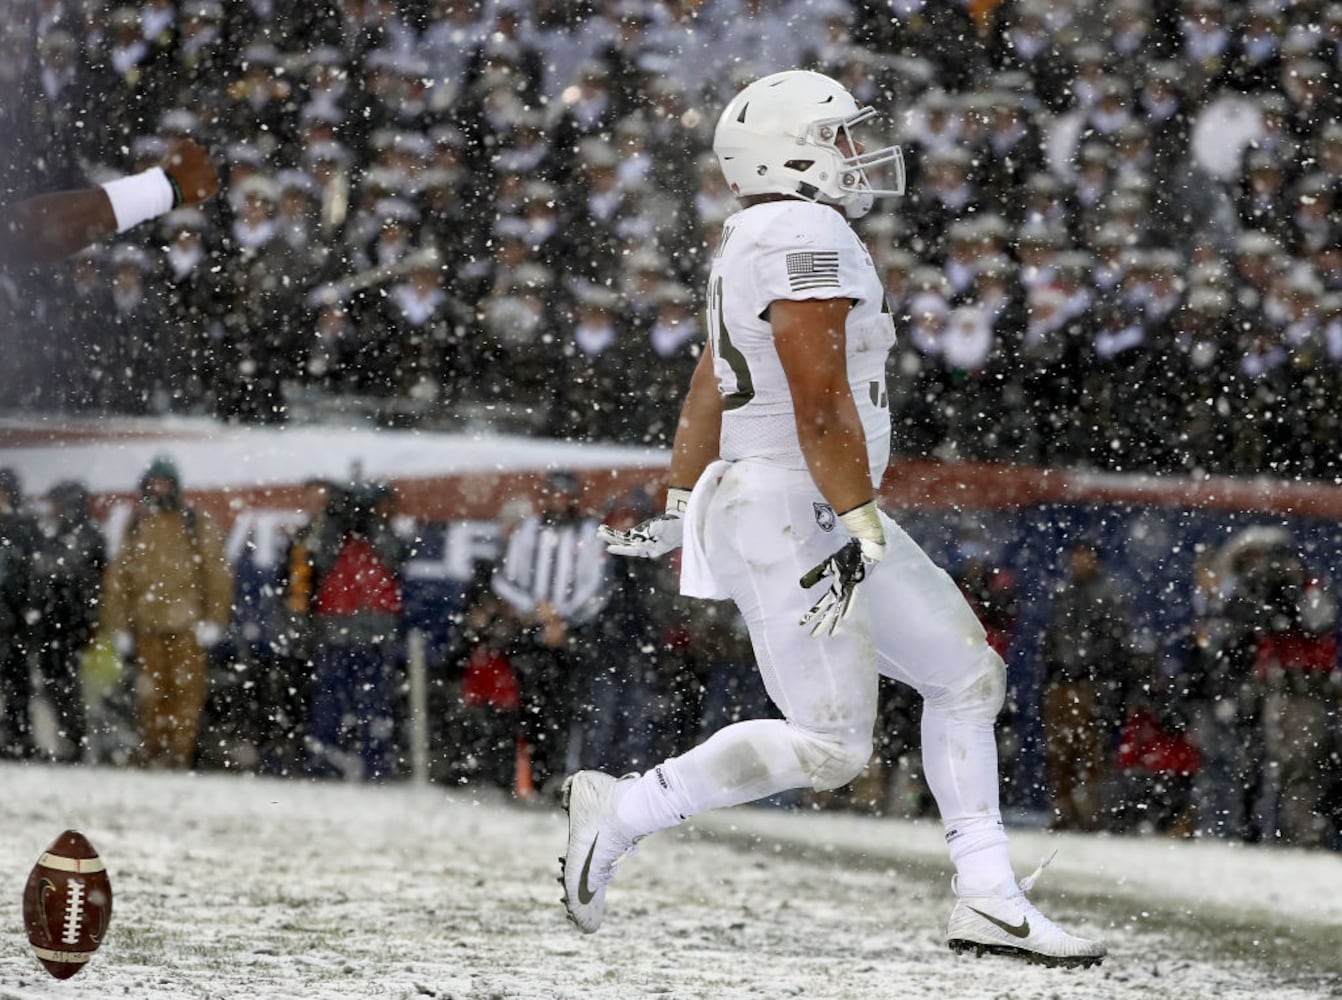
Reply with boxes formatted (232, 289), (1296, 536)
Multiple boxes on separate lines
(491, 516), (611, 627)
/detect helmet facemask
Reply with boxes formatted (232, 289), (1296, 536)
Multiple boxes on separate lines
(795, 106), (906, 218)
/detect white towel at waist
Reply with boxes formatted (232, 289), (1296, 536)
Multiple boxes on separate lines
(678, 459), (731, 600)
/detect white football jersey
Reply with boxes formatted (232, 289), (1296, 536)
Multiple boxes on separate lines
(705, 200), (895, 482)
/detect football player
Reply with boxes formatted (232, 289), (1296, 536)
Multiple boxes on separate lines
(564, 70), (1106, 968)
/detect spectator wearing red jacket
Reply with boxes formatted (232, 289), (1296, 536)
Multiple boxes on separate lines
(1251, 548), (1339, 847)
(450, 568), (523, 792)
(1110, 696), (1200, 836)
(302, 482), (409, 780)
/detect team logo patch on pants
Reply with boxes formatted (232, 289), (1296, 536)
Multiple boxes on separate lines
(813, 503), (836, 532)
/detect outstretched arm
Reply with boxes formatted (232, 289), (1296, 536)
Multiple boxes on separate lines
(4, 187), (118, 266)
(1, 138), (220, 266)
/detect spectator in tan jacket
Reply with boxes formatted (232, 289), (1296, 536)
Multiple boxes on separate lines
(101, 456), (233, 768)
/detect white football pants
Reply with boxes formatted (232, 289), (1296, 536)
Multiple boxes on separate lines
(625, 460), (1008, 877)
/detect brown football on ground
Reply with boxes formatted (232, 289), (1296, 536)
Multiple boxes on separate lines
(22, 829), (113, 980)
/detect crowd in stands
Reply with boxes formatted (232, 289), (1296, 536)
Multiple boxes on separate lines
(1, 2), (1341, 849)
(0, 0), (1340, 478)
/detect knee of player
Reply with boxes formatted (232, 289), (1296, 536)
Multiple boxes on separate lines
(937, 647), (1007, 723)
(965, 648), (1008, 720)
(800, 730), (874, 792)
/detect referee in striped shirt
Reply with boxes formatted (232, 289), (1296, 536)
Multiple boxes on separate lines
(492, 471), (612, 794)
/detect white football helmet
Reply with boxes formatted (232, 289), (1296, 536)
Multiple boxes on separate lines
(713, 70), (905, 219)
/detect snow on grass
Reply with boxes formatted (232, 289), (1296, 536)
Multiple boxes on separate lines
(0, 763), (1337, 1000)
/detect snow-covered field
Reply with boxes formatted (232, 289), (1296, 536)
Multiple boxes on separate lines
(1, 765), (1338, 1000)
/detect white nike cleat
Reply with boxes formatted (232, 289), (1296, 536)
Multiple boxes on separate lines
(559, 771), (640, 933)
(946, 871), (1107, 968)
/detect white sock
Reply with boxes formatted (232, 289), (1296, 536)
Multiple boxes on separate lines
(614, 763), (695, 836)
(945, 816), (1014, 894)
(920, 708), (1014, 893)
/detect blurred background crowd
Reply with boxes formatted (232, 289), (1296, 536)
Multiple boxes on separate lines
(1, 0), (1341, 850)
(1, 0), (1340, 475)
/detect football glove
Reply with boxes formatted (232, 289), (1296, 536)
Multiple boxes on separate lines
(799, 500), (886, 638)
(596, 486), (691, 559)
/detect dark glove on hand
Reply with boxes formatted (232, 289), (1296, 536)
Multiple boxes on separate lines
(798, 501), (887, 638)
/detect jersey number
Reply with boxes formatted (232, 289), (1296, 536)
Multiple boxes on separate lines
(707, 274), (754, 411)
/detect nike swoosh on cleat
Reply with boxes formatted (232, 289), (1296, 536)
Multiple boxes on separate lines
(578, 835), (599, 905)
(967, 906), (1030, 939)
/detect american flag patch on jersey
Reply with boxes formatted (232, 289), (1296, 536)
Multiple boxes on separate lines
(785, 251), (841, 291)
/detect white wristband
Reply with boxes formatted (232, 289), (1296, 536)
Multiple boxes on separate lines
(838, 500), (884, 547)
(100, 167), (175, 233)
(666, 487), (692, 515)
